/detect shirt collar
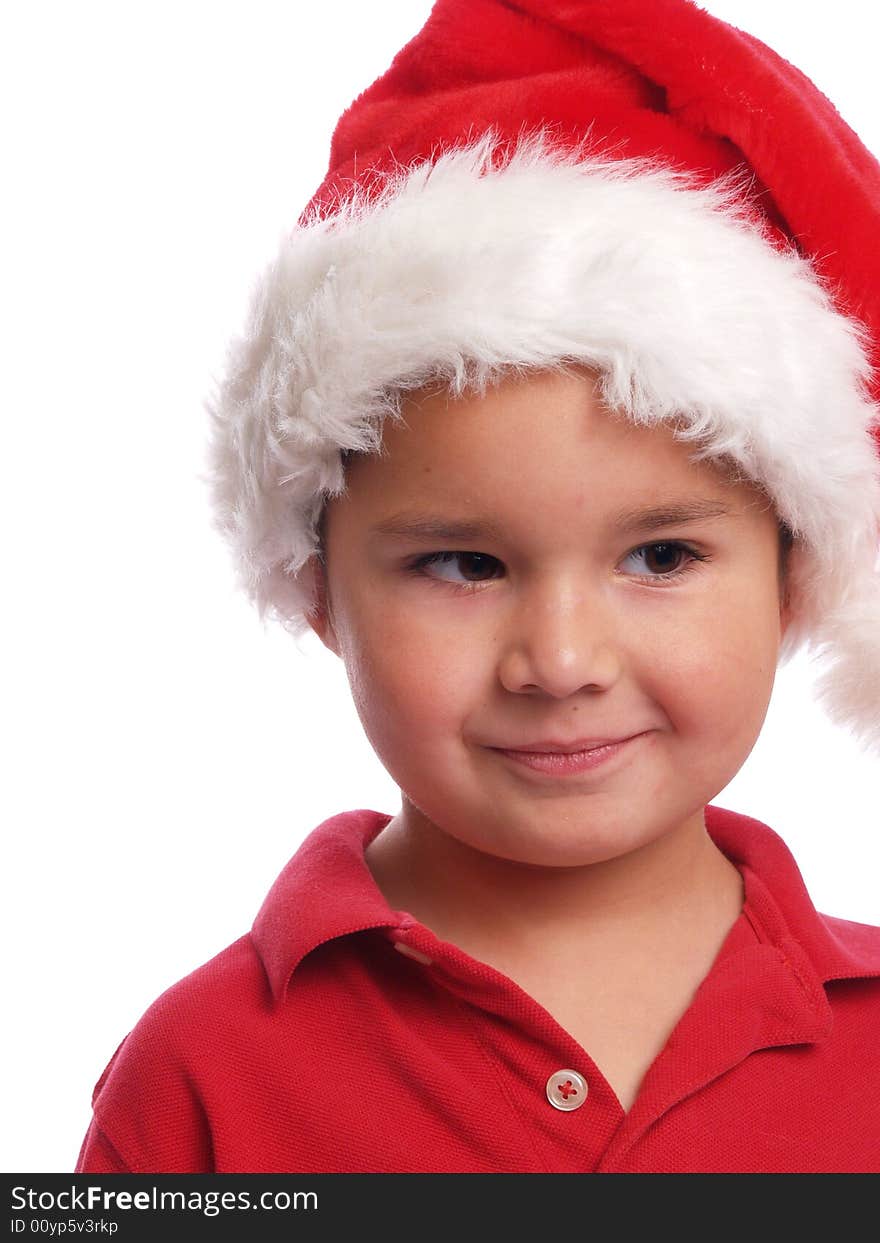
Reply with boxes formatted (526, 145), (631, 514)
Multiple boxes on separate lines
(252, 808), (398, 1004)
(251, 804), (880, 1006)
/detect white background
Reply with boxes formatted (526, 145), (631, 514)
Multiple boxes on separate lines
(3, 1), (879, 1173)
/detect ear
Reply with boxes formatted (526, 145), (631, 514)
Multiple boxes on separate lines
(300, 554), (342, 658)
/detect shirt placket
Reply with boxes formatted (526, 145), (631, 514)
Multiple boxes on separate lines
(390, 921), (629, 1171)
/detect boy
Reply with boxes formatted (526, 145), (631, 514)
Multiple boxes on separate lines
(76, 0), (880, 1173)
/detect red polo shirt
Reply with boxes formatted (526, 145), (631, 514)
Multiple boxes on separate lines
(76, 805), (880, 1173)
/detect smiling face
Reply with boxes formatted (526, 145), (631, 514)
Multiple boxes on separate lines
(305, 367), (791, 869)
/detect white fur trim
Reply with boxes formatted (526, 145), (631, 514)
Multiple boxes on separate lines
(202, 132), (880, 753)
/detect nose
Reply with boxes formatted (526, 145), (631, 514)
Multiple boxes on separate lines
(496, 577), (623, 698)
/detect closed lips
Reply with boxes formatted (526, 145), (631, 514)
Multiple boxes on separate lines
(497, 736), (636, 753)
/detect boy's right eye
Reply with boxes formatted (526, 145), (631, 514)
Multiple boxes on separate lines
(405, 551), (501, 589)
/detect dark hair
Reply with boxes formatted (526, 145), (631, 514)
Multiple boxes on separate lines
(778, 518), (795, 598)
(315, 503), (329, 567)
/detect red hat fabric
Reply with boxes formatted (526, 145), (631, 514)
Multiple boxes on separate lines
(204, 0), (880, 754)
(311, 0), (880, 397)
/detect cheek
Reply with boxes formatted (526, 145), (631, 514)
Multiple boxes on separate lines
(340, 596), (485, 747)
(651, 589), (780, 743)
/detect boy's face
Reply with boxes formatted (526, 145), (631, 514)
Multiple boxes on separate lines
(306, 367), (791, 869)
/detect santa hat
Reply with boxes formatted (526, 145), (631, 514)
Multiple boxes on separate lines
(203, 0), (880, 756)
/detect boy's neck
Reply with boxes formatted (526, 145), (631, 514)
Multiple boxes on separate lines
(365, 804), (744, 969)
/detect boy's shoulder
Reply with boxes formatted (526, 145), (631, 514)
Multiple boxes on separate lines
(83, 809), (402, 1171)
(817, 912), (880, 977)
(83, 932), (267, 1172)
(89, 933), (267, 1105)
(705, 803), (880, 984)
(89, 809), (398, 1095)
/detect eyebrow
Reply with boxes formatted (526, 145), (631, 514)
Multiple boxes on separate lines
(369, 499), (734, 543)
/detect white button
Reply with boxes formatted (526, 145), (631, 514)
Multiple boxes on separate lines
(393, 941), (433, 966)
(546, 1069), (588, 1111)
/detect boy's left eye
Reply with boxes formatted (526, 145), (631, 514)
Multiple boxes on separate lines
(405, 541), (708, 589)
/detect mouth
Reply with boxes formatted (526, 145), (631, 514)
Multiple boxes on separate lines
(496, 736), (636, 754)
(490, 734), (646, 777)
